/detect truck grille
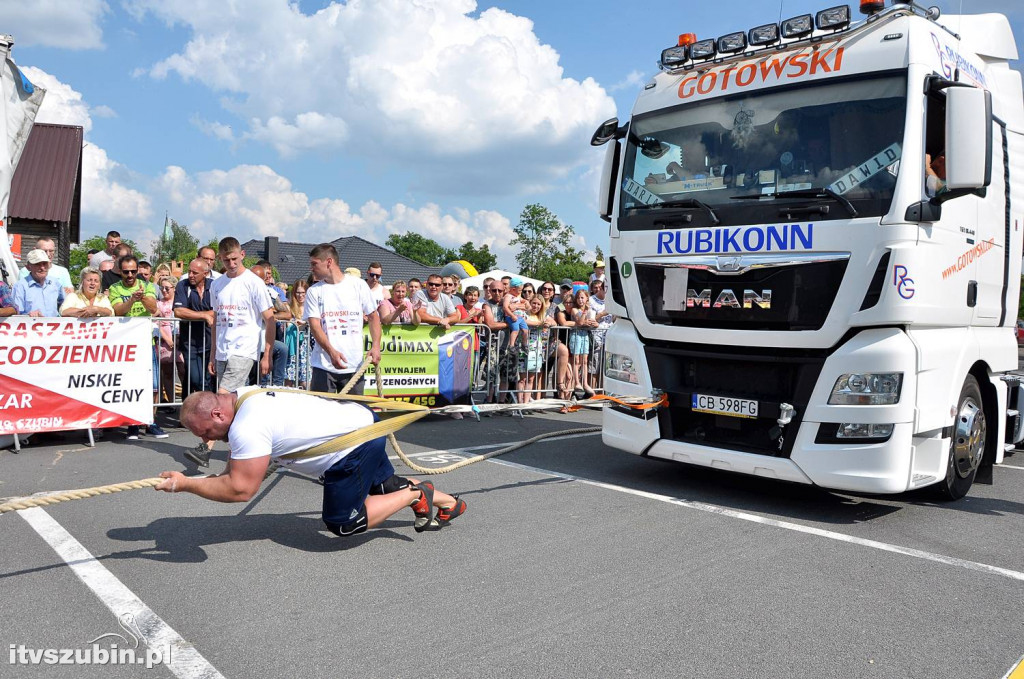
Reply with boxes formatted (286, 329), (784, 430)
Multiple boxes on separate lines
(643, 340), (826, 456)
(636, 254), (848, 331)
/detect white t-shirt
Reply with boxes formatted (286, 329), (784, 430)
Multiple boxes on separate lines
(368, 283), (385, 306)
(210, 269), (273, 361)
(304, 275), (377, 373)
(229, 387), (375, 477)
(89, 251), (113, 268)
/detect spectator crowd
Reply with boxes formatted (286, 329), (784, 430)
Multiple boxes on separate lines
(0, 231), (612, 449)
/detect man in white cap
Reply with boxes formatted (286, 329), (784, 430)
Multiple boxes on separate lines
(19, 237), (73, 292)
(12, 249), (66, 317)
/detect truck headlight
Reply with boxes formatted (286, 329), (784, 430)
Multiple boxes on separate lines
(828, 372), (902, 405)
(605, 352), (639, 384)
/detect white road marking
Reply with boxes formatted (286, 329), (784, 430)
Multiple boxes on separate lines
(1001, 464), (1024, 471)
(18, 507), (224, 679)
(486, 458), (1024, 583)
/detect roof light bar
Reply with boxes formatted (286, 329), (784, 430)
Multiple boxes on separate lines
(717, 31), (747, 54)
(781, 14), (814, 39)
(748, 23), (781, 46)
(816, 5), (851, 30)
(689, 38), (717, 60)
(859, 0), (885, 14)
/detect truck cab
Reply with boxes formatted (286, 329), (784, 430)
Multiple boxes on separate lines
(595, 1), (1024, 499)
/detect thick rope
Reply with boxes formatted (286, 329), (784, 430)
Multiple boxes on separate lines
(1, 353), (659, 510)
(0, 478), (164, 514)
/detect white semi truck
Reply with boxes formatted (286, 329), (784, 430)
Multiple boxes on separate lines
(593, 0), (1024, 499)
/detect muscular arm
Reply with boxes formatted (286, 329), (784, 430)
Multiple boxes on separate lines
(157, 456), (268, 502)
(367, 309), (382, 364)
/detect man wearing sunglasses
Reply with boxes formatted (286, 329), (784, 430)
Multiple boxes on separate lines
(365, 262), (385, 308)
(413, 274), (458, 329)
(109, 254), (167, 440)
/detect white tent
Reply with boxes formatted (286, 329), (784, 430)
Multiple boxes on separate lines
(458, 269), (543, 293)
(0, 37), (46, 286)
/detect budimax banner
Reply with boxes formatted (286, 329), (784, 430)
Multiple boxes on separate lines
(0, 317), (153, 435)
(363, 325), (476, 406)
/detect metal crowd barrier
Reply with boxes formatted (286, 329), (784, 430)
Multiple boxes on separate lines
(486, 324), (608, 406)
(154, 317), (609, 412)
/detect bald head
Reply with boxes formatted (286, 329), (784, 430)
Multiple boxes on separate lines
(181, 392), (218, 430)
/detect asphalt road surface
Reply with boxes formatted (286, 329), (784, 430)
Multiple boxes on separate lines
(2, 405), (1023, 679)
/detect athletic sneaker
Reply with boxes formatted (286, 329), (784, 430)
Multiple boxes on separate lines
(435, 496), (467, 527)
(146, 424), (169, 439)
(126, 425), (140, 440)
(410, 481), (439, 532)
(185, 442), (211, 467)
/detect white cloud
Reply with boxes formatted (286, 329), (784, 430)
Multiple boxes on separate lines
(21, 67), (93, 133)
(24, 67), (151, 224)
(609, 69), (648, 92)
(91, 104), (117, 118)
(190, 116), (235, 142)
(2, 0), (109, 50)
(129, 0), (616, 194)
(154, 163), (518, 266)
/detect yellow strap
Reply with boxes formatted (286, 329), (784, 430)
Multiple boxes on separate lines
(233, 388), (430, 461)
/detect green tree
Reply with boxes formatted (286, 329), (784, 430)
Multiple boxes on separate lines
(69, 234), (141, 284)
(510, 204), (585, 279)
(151, 219), (200, 265)
(386, 232), (448, 266)
(443, 241), (497, 273)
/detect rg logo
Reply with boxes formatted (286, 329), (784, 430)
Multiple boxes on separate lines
(893, 265), (915, 300)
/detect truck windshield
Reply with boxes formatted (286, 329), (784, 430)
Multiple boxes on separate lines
(620, 74), (907, 228)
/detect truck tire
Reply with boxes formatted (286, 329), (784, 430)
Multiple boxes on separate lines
(935, 375), (986, 501)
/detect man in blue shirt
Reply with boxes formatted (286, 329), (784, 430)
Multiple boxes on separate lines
(12, 249), (65, 316)
(18, 237), (73, 291)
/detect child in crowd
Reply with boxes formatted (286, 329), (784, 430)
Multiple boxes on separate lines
(519, 296), (548, 403)
(502, 277), (530, 354)
(570, 288), (596, 397)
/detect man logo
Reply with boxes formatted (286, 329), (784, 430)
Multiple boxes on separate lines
(686, 288), (772, 309)
(716, 256), (743, 273)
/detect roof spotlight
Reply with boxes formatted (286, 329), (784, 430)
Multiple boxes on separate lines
(748, 23), (781, 46)
(661, 45), (689, 68)
(781, 14), (814, 39)
(689, 38), (717, 60)
(816, 5), (851, 30)
(717, 31), (747, 54)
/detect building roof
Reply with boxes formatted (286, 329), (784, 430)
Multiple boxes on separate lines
(240, 235), (438, 286)
(9, 123), (83, 230)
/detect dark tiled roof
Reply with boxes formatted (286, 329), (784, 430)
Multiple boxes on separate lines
(240, 235), (438, 287)
(9, 123), (83, 224)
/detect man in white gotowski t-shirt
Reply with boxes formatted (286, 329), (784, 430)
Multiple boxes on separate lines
(187, 237), (275, 468)
(304, 243), (382, 395)
(157, 388), (467, 536)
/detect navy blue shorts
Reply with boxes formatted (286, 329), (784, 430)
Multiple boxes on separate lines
(321, 434), (394, 536)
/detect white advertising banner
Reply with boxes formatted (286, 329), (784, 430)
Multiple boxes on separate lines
(0, 317), (153, 434)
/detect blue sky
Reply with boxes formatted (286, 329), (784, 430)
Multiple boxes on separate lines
(5, 0), (1022, 269)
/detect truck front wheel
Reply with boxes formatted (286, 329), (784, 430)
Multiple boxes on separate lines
(936, 375), (986, 501)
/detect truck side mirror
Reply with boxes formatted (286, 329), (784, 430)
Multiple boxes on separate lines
(945, 86), (992, 191)
(598, 140), (621, 223)
(591, 117), (620, 146)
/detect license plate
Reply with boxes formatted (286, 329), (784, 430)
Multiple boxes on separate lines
(691, 393), (759, 419)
